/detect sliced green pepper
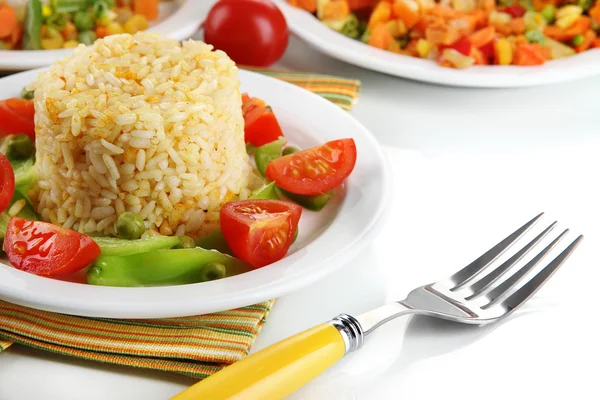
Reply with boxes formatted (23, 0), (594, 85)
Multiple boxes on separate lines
(93, 235), (182, 257)
(51, 0), (92, 13)
(250, 182), (280, 200)
(195, 229), (233, 255)
(87, 248), (252, 287)
(22, 0), (43, 50)
(254, 137), (285, 177)
(0, 192), (39, 240)
(279, 189), (334, 212)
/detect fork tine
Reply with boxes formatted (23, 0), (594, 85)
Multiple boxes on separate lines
(465, 222), (557, 300)
(482, 229), (569, 307)
(450, 212), (544, 289)
(484, 234), (583, 312)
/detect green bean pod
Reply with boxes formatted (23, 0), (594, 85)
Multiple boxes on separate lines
(22, 0), (43, 50)
(87, 248), (253, 287)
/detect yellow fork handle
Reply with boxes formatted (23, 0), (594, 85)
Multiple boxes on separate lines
(171, 322), (346, 400)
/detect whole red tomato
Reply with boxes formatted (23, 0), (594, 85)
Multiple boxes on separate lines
(204, 0), (289, 67)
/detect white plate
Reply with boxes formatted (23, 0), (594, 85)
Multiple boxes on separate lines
(275, 0), (600, 88)
(0, 68), (390, 318)
(0, 0), (204, 72)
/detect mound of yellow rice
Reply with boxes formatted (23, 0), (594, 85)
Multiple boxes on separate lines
(29, 33), (252, 237)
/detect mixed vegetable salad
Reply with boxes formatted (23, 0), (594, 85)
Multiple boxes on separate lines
(289, 0), (600, 68)
(0, 91), (357, 287)
(0, 0), (162, 50)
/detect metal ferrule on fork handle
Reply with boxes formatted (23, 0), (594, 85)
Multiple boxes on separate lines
(331, 313), (364, 354)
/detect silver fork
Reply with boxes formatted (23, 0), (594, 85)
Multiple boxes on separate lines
(172, 213), (583, 400)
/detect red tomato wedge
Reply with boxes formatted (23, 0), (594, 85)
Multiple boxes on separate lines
(0, 153), (15, 213)
(242, 93), (284, 147)
(220, 200), (302, 268)
(0, 98), (35, 140)
(4, 217), (101, 277)
(265, 138), (357, 196)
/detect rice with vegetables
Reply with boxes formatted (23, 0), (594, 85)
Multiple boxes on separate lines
(29, 32), (252, 237)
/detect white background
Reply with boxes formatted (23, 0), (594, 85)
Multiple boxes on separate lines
(1, 37), (599, 399)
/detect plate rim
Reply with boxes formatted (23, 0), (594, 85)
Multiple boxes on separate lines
(0, 0), (207, 71)
(275, 0), (600, 88)
(0, 67), (391, 318)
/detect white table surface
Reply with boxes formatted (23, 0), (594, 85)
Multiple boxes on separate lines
(1, 37), (599, 400)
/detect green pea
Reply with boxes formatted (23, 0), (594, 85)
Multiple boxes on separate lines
(78, 30), (97, 46)
(572, 34), (585, 46)
(282, 146), (301, 156)
(175, 235), (196, 249)
(74, 11), (95, 31)
(20, 87), (35, 100)
(200, 262), (227, 282)
(116, 212), (146, 240)
(525, 30), (545, 44)
(541, 5), (555, 23)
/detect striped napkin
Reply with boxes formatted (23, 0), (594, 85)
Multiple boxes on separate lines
(0, 68), (361, 379)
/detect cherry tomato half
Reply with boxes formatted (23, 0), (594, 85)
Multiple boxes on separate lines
(0, 98), (35, 140)
(4, 217), (101, 277)
(242, 93), (284, 146)
(220, 200), (302, 268)
(0, 153), (15, 213)
(204, 0), (289, 67)
(265, 138), (357, 195)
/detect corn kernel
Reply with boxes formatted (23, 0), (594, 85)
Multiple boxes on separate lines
(524, 11), (546, 31)
(489, 10), (513, 25)
(387, 40), (402, 53)
(442, 48), (475, 68)
(416, 39), (435, 58)
(386, 19), (408, 38)
(556, 13), (580, 29)
(452, 0), (476, 12)
(124, 15), (149, 34)
(494, 38), (513, 65)
(63, 40), (79, 49)
(107, 22), (124, 35)
(42, 5), (52, 18)
(556, 5), (583, 20)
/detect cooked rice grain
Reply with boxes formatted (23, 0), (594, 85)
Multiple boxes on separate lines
(31, 33), (252, 236)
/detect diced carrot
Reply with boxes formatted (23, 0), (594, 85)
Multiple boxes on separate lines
(481, 0), (496, 12)
(404, 38), (420, 56)
(471, 47), (489, 65)
(61, 22), (78, 41)
(348, 0), (376, 9)
(591, 4), (600, 25)
(368, 1), (392, 29)
(513, 43), (546, 66)
(564, 16), (591, 38)
(425, 24), (460, 45)
(466, 9), (489, 30)
(133, 0), (159, 21)
(392, 0), (420, 29)
(469, 26), (495, 48)
(323, 0), (351, 20)
(545, 16), (591, 41)
(368, 22), (394, 49)
(532, 0), (560, 11)
(544, 26), (569, 41)
(288, 0), (318, 13)
(95, 25), (110, 39)
(0, 4), (18, 39)
(575, 30), (597, 53)
(509, 18), (525, 35)
(9, 23), (22, 47)
(593, 38), (600, 48)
